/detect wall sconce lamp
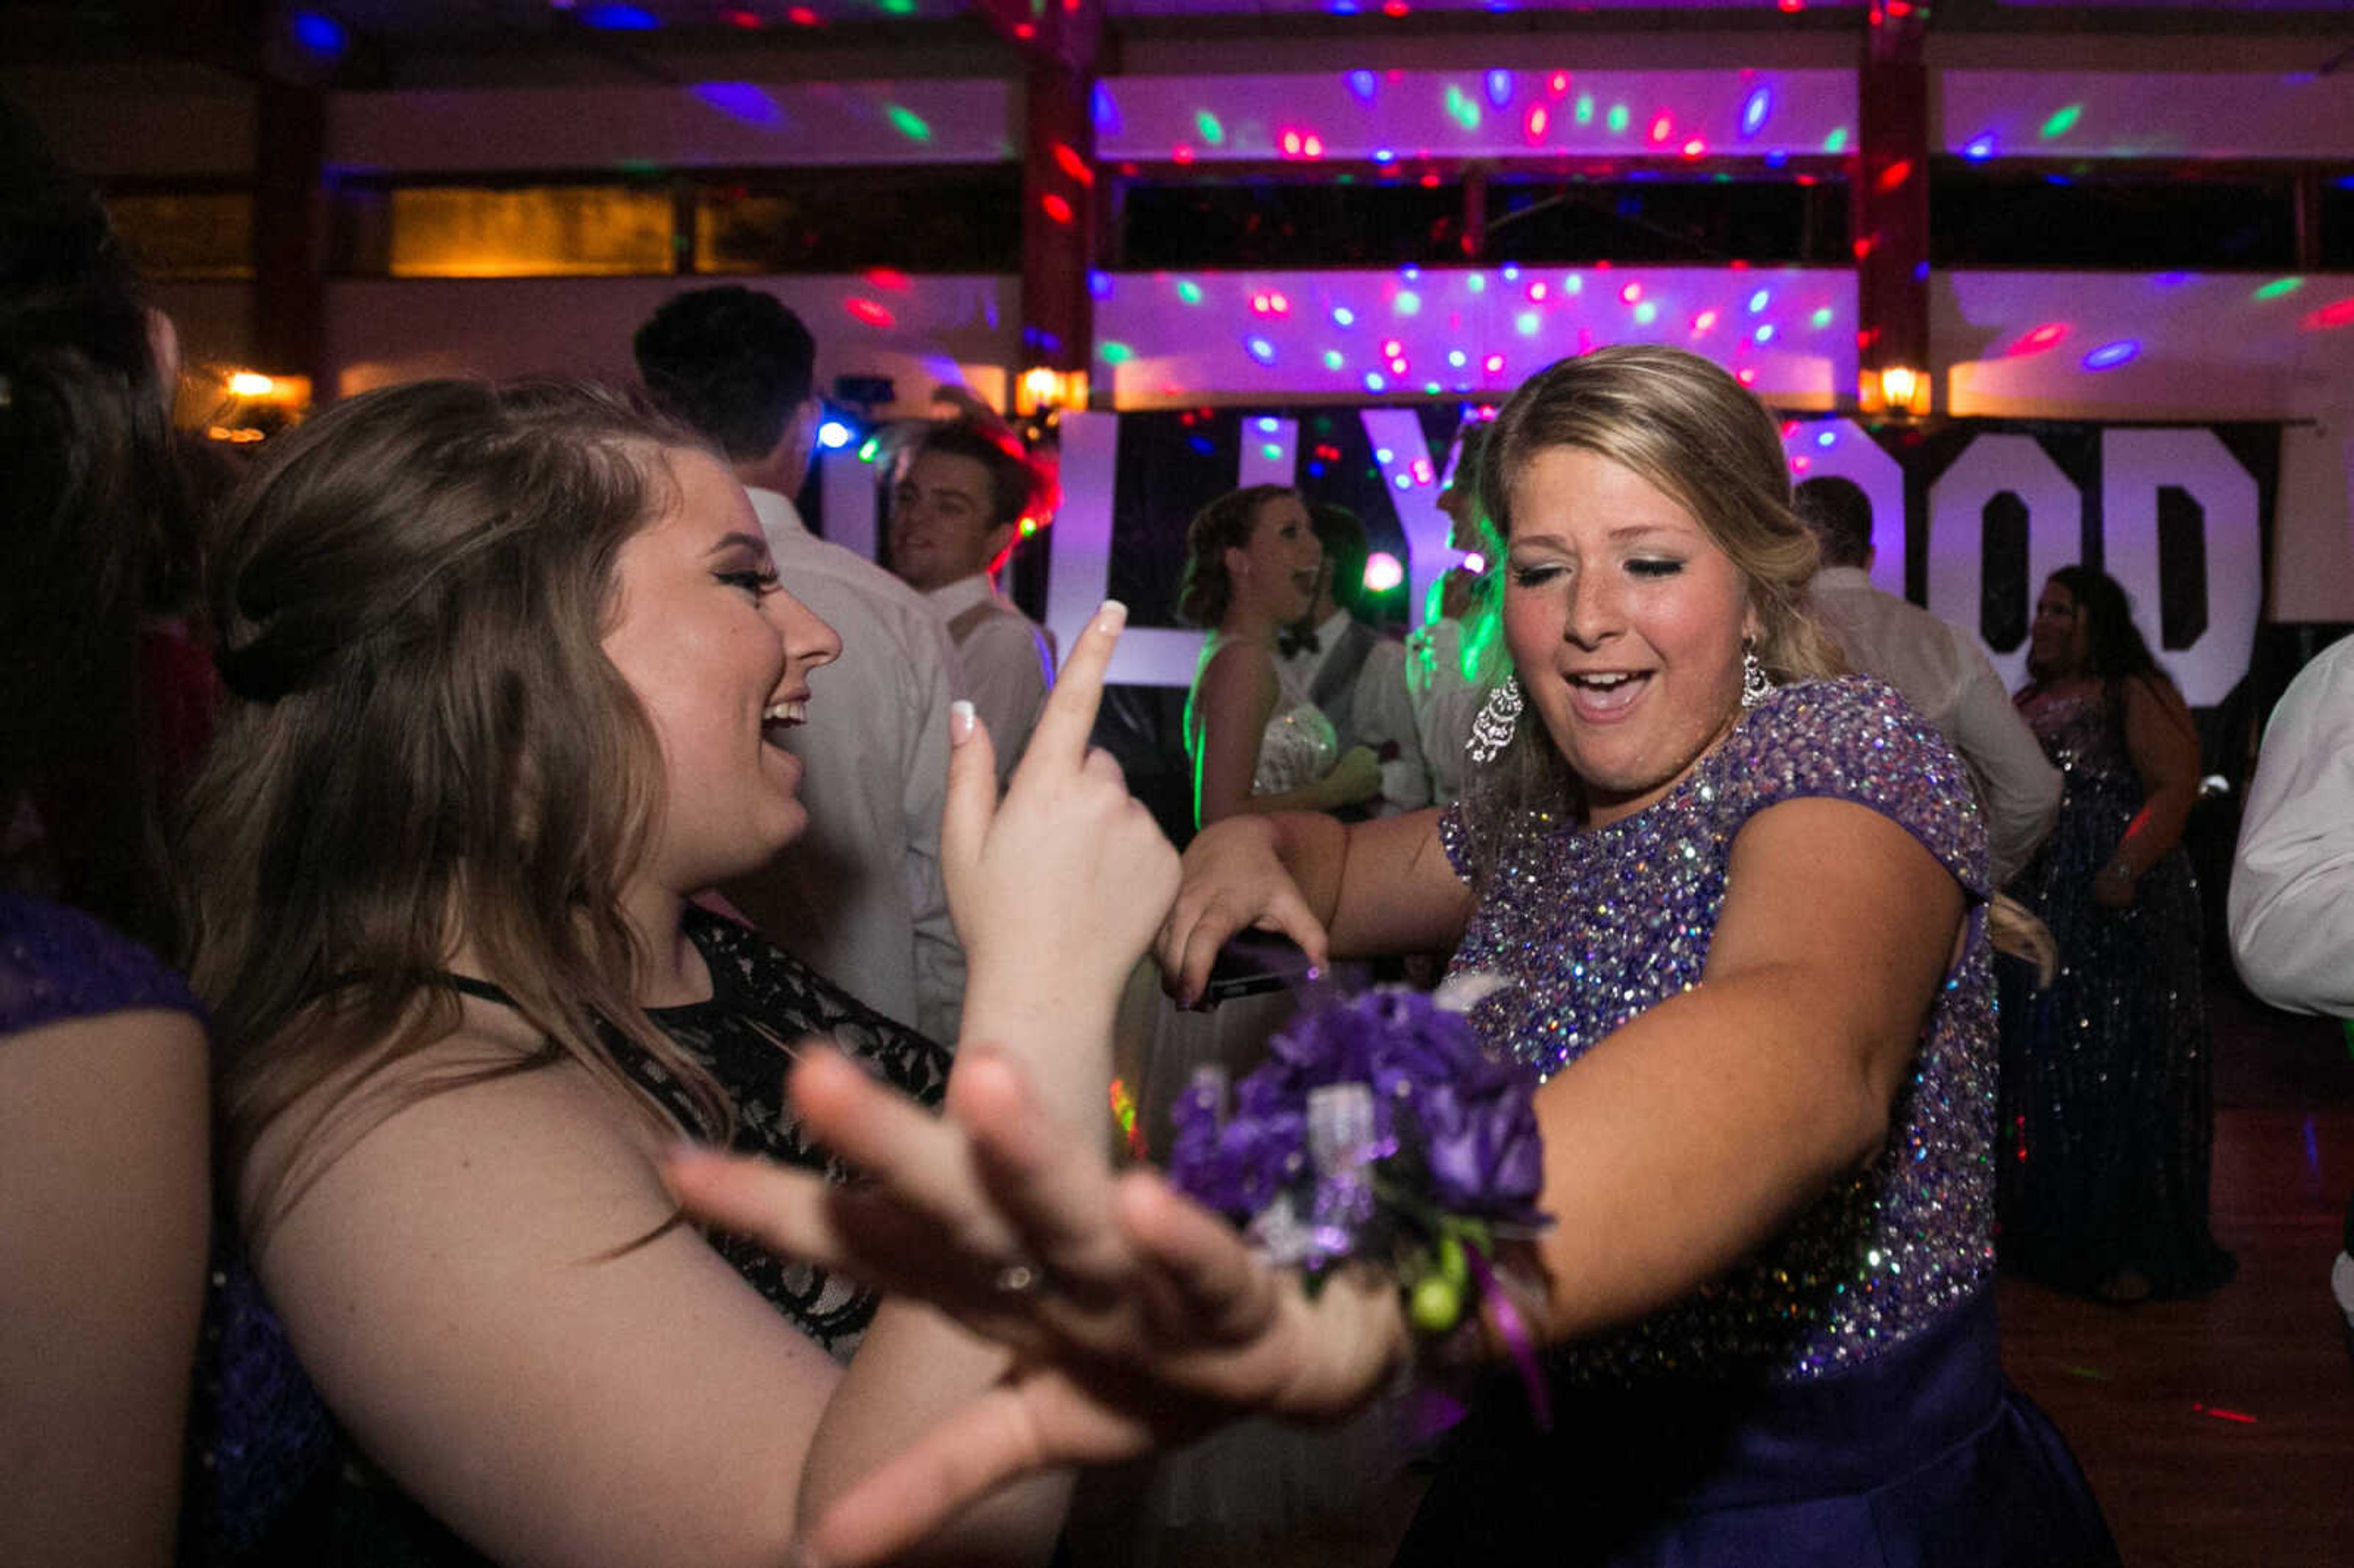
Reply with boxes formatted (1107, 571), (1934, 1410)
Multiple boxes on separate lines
(1858, 365), (1932, 418)
(1015, 365), (1088, 416)
(205, 367), (313, 445)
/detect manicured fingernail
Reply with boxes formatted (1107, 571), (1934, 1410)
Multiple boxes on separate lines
(1094, 599), (1128, 634)
(949, 699), (976, 744)
(1304, 965), (1323, 982)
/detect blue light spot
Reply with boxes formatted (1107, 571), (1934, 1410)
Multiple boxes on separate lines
(1375, 447), (1395, 463)
(1486, 70), (1514, 108)
(1246, 337), (1278, 365)
(1962, 134), (1997, 161)
(1333, 306), (1356, 327)
(1373, 148), (1396, 164)
(1395, 473), (1414, 490)
(1257, 416), (1281, 433)
(1091, 84), (1121, 134)
(293, 10), (346, 54)
(1815, 428), (1837, 449)
(1087, 270), (1113, 300)
(691, 83), (783, 127)
(1740, 86), (1772, 138)
(1348, 69), (1378, 102)
(817, 419), (856, 451)
(1189, 435), (1216, 456)
(581, 4), (661, 29)
(1764, 149), (1788, 169)
(2082, 340), (2139, 371)
(1754, 324), (1775, 344)
(1748, 289), (1771, 314)
(1365, 371), (1387, 392)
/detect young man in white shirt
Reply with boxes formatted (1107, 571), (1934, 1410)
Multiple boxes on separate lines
(1796, 475), (2062, 885)
(634, 285), (965, 1042)
(1278, 502), (1426, 816)
(888, 421), (1056, 785)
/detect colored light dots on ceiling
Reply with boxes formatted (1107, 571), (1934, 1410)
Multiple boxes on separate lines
(844, 297), (895, 329)
(1962, 134), (1998, 161)
(1484, 354), (1506, 375)
(1633, 302), (1658, 325)
(1486, 70), (1514, 108)
(1176, 280), (1204, 305)
(1348, 69), (1378, 102)
(2004, 322), (2069, 357)
(1823, 126), (1849, 154)
(1395, 292), (1422, 316)
(1693, 309), (1719, 333)
(1810, 306), (1834, 329)
(1607, 104), (1631, 136)
(1621, 283), (1644, 304)
(1446, 86), (1483, 132)
(1324, 349), (1347, 368)
(1516, 312), (1542, 336)
(2081, 340), (2139, 371)
(2040, 104), (2083, 140)
(1195, 111), (1225, 145)
(1246, 337), (1277, 365)
(1365, 371), (1387, 392)
(292, 10), (346, 53)
(1740, 88), (1773, 139)
(2302, 297), (2354, 332)
(1331, 305), (1355, 326)
(885, 105), (931, 143)
(1748, 289), (1772, 314)
(1097, 341), (1134, 364)
(1040, 193), (1074, 225)
(580, 4), (660, 29)
(2253, 276), (2306, 301)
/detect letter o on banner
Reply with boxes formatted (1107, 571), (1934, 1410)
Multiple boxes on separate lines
(1925, 435), (2082, 696)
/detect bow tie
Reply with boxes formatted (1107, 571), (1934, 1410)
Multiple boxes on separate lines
(1278, 628), (1322, 658)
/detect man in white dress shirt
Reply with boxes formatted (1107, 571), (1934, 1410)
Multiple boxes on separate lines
(2227, 630), (2354, 1360)
(1796, 475), (2062, 885)
(634, 286), (964, 1042)
(888, 421), (1056, 785)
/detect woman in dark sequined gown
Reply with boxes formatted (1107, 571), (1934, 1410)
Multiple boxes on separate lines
(1998, 566), (2236, 1303)
(666, 348), (2121, 1568)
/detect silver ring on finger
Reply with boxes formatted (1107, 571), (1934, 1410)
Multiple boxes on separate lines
(991, 1260), (1048, 1300)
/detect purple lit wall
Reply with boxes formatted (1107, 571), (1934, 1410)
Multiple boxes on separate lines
(1940, 71), (2354, 161)
(1094, 266), (1857, 406)
(1097, 69), (1853, 164)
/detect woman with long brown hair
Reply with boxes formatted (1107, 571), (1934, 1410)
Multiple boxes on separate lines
(180, 377), (1174, 1565)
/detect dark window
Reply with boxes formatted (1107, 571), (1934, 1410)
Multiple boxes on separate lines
(1485, 177), (1848, 266)
(695, 166), (1020, 273)
(2313, 177), (2354, 269)
(104, 191), (254, 281)
(1119, 178), (1465, 268)
(1932, 167), (2293, 269)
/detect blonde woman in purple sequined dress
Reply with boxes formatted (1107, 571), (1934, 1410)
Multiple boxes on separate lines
(659, 348), (2120, 1568)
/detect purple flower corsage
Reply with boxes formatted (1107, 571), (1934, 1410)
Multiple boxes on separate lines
(1167, 983), (1553, 1423)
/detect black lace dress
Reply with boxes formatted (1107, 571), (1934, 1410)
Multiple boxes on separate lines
(186, 907), (953, 1566)
(1996, 683), (2235, 1301)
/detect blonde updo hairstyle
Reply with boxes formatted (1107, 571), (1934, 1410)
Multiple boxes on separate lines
(1458, 346), (1845, 873)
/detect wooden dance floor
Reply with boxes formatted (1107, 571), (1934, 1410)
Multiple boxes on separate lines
(2000, 977), (2354, 1568)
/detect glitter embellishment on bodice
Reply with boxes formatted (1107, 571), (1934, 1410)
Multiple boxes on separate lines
(1189, 636), (1339, 800)
(2016, 683), (2136, 799)
(1438, 679), (1998, 1384)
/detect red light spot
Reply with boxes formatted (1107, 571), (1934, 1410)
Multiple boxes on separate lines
(1053, 143), (1092, 183)
(1780, 420), (1799, 436)
(2003, 322), (2070, 356)
(2304, 297), (2354, 331)
(1694, 309), (1719, 332)
(1737, 368), (1759, 385)
(864, 267), (910, 291)
(1382, 0), (1408, 13)
(1419, 171), (1441, 188)
(1484, 354), (1505, 374)
(1792, 455), (1811, 473)
(1888, 0), (1912, 13)
(1013, 20), (1034, 36)
(1853, 235), (1876, 259)
(1303, 134), (1324, 158)
(1526, 106), (1550, 142)
(2192, 1404), (2258, 1425)
(1648, 115), (1673, 144)
(844, 297), (896, 329)
(1281, 129), (1301, 156)
(1172, 145), (1195, 164)
(1550, 72), (1569, 95)
(786, 5), (818, 22)
(722, 9), (763, 26)
(1041, 192), (1073, 224)
(1682, 138), (1706, 158)
(1382, 338), (1403, 357)
(1875, 159), (1914, 193)
(1795, 173), (1817, 186)
(1778, 0), (1804, 11)
(1620, 283), (1642, 304)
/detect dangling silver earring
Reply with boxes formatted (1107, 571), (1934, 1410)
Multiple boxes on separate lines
(1467, 677), (1523, 763)
(1740, 641), (1776, 710)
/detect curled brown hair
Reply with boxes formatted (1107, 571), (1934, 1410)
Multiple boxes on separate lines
(180, 378), (731, 1238)
(1176, 484), (1295, 628)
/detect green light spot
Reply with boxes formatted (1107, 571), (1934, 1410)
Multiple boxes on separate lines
(1823, 126), (1849, 154)
(1324, 349), (1346, 370)
(885, 105), (932, 143)
(1262, 443), (1283, 461)
(1175, 280), (1203, 305)
(1606, 104), (1629, 136)
(1195, 110), (1225, 145)
(880, 0), (915, 12)
(1467, 272), (1486, 294)
(2039, 104), (2082, 140)
(1574, 94), (1594, 126)
(1445, 85), (1482, 132)
(856, 437), (880, 463)
(1423, 381), (1442, 395)
(1395, 291), (1422, 316)
(2254, 276), (2305, 300)
(1516, 311), (1541, 336)
(1811, 306), (1834, 329)
(1097, 341), (1134, 364)
(1632, 300), (1657, 325)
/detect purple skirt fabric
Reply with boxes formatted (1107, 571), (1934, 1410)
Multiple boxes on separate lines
(1393, 1292), (2119, 1568)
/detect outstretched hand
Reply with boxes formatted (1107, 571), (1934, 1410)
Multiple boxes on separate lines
(663, 1048), (1409, 1568)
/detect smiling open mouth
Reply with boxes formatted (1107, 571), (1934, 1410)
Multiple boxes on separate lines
(761, 699), (807, 745)
(1564, 671), (1650, 716)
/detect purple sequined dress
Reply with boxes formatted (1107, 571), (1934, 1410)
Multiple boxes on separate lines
(1393, 679), (2118, 1568)
(1997, 683), (2234, 1300)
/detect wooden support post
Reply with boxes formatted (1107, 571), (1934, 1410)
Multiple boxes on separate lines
(1021, 61), (1095, 385)
(1852, 7), (1931, 413)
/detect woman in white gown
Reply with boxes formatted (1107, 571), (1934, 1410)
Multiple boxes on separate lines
(1090, 485), (1400, 1566)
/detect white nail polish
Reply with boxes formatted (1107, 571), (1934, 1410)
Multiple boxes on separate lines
(950, 700), (976, 742)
